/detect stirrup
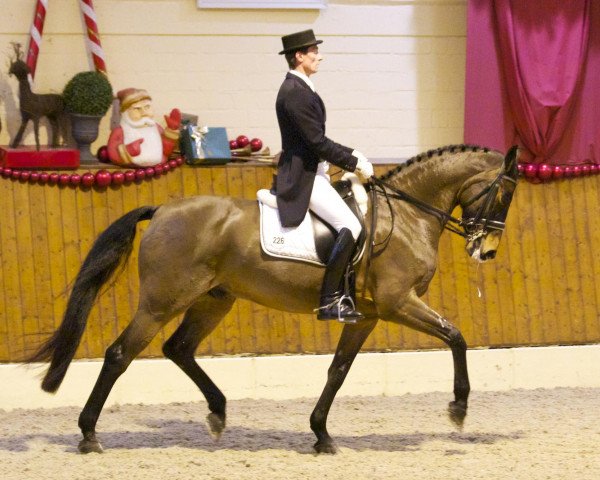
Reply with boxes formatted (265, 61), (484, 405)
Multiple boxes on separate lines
(314, 295), (363, 324)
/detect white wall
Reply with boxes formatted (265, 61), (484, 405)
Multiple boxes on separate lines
(0, 0), (466, 159)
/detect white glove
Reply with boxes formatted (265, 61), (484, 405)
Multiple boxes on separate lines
(353, 150), (374, 179)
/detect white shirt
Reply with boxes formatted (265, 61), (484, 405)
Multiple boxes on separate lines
(289, 69), (316, 93)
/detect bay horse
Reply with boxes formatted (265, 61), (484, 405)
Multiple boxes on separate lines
(28, 144), (519, 454)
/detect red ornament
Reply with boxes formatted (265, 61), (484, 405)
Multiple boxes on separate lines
(81, 173), (95, 187)
(70, 174), (81, 186)
(96, 145), (110, 163)
(95, 170), (112, 187)
(2, 168), (12, 178)
(59, 173), (71, 186)
(154, 164), (164, 176)
(134, 169), (146, 181)
(563, 166), (573, 177)
(572, 165), (582, 177)
(11, 170), (21, 180)
(168, 159), (178, 169)
(124, 170), (136, 182)
(39, 172), (49, 184)
(144, 167), (155, 178)
(49, 173), (59, 184)
(517, 163), (525, 175)
(552, 165), (564, 179)
(162, 162), (170, 173)
(176, 156), (184, 166)
(524, 164), (538, 179)
(250, 138), (263, 152)
(582, 165), (591, 176)
(537, 164), (552, 181)
(236, 135), (250, 148)
(591, 164), (599, 174)
(111, 171), (125, 185)
(29, 172), (40, 183)
(229, 139), (239, 150)
(19, 171), (31, 182)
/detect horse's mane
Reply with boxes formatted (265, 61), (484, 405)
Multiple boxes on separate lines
(378, 144), (492, 181)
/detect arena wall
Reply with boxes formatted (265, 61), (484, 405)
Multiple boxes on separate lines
(1, 164), (599, 362)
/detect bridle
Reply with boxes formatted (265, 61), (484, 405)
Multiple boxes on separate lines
(368, 167), (516, 243)
(359, 167), (516, 297)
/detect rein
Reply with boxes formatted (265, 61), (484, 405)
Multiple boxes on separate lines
(359, 168), (515, 297)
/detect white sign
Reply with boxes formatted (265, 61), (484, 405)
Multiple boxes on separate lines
(197, 1), (327, 9)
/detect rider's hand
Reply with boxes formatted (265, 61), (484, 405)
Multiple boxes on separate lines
(353, 151), (374, 179)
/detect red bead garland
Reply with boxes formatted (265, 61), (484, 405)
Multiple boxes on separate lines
(518, 162), (600, 183)
(0, 157), (184, 189)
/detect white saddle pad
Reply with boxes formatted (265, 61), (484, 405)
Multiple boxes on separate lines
(257, 173), (369, 266)
(258, 190), (324, 266)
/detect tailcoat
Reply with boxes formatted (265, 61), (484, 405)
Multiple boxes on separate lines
(275, 72), (358, 227)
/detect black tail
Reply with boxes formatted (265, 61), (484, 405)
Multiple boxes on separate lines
(27, 206), (158, 393)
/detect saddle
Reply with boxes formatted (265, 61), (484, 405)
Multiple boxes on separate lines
(257, 173), (368, 266)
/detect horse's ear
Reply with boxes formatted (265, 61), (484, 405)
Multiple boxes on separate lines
(504, 145), (519, 176)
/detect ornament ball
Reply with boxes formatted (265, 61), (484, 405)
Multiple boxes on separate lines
(537, 164), (552, 181)
(552, 165), (564, 179)
(236, 135), (250, 148)
(250, 138), (263, 152)
(97, 145), (110, 163)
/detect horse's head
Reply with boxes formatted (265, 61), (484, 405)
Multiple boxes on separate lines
(457, 146), (519, 262)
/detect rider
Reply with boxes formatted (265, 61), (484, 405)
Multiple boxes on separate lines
(274, 29), (374, 322)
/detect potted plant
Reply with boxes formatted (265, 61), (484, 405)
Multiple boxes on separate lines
(63, 71), (113, 163)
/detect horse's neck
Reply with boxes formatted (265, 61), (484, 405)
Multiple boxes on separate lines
(394, 154), (477, 212)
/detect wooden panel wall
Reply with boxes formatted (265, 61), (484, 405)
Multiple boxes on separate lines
(1, 164), (600, 362)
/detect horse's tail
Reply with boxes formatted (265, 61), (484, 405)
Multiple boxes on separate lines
(27, 205), (158, 393)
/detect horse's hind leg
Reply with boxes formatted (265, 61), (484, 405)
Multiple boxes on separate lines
(77, 308), (170, 453)
(386, 292), (470, 428)
(162, 289), (235, 438)
(310, 320), (377, 454)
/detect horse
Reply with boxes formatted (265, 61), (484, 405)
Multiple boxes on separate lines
(28, 144), (519, 454)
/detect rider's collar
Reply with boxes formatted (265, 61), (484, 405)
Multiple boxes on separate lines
(289, 70), (316, 93)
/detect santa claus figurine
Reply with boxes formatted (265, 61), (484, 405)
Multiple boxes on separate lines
(107, 88), (181, 167)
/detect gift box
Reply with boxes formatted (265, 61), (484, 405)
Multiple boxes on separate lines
(180, 125), (231, 165)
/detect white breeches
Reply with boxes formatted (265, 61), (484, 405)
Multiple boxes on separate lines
(308, 163), (362, 242)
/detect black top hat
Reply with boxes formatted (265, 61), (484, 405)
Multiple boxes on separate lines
(279, 29), (323, 55)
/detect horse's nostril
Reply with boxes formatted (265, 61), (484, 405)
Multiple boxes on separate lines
(481, 250), (496, 260)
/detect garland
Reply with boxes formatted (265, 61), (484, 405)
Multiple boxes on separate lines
(0, 157), (184, 189)
(518, 162), (600, 182)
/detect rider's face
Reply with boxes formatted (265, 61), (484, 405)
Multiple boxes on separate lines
(296, 45), (322, 76)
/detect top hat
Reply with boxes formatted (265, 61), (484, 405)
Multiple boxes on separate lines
(279, 29), (323, 55)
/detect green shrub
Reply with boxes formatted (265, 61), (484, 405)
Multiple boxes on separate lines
(63, 71), (113, 116)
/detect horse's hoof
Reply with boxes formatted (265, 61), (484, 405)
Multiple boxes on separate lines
(78, 437), (103, 454)
(206, 412), (226, 440)
(313, 440), (338, 454)
(448, 400), (467, 430)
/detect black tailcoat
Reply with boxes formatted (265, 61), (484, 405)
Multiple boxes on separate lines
(274, 73), (358, 227)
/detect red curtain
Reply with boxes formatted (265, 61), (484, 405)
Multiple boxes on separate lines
(464, 0), (600, 165)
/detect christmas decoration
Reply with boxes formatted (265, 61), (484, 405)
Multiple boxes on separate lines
(250, 138), (263, 152)
(0, 157), (184, 189)
(108, 88), (181, 167)
(518, 162), (600, 182)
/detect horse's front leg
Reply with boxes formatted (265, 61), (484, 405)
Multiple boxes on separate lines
(310, 319), (377, 454)
(384, 292), (470, 428)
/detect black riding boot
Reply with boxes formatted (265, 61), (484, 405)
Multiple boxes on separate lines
(317, 228), (364, 323)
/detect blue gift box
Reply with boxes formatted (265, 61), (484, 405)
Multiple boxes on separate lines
(180, 124), (231, 165)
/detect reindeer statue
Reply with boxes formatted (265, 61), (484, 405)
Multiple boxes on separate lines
(8, 43), (64, 150)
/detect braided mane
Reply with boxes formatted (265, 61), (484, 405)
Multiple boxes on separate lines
(378, 144), (491, 181)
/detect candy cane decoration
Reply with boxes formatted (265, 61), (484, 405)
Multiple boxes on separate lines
(79, 0), (107, 74)
(25, 0), (48, 80)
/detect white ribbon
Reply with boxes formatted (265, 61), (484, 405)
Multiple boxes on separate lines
(190, 125), (209, 158)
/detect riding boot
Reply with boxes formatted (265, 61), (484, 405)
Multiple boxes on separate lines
(317, 228), (364, 322)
